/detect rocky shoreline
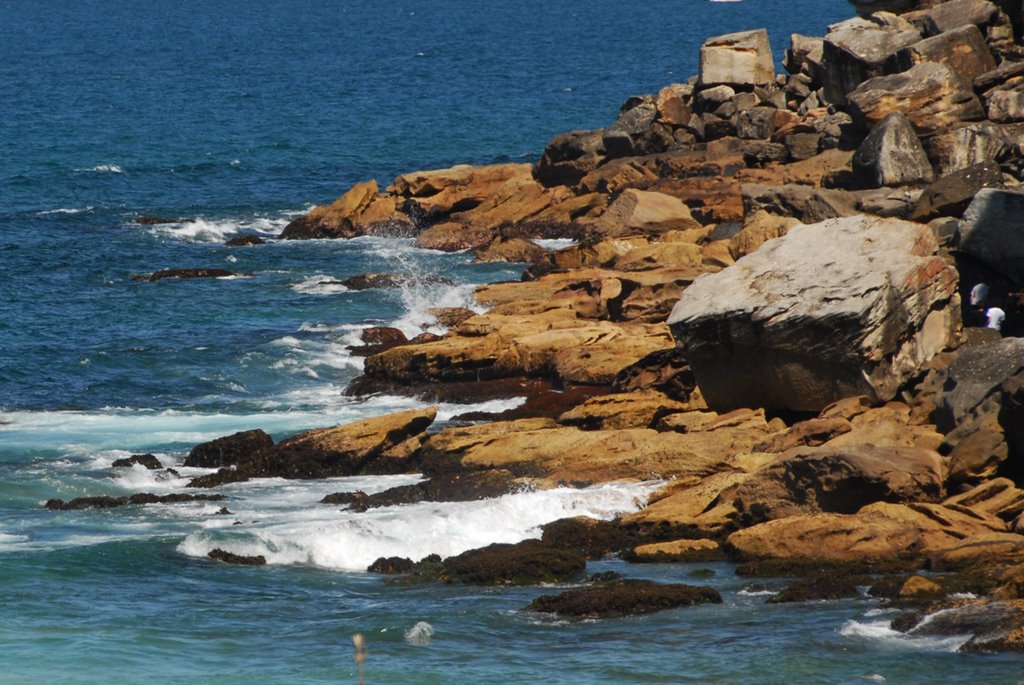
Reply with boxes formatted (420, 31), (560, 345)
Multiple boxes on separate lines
(64, 0), (1024, 650)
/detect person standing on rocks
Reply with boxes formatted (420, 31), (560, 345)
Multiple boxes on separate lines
(969, 282), (990, 326)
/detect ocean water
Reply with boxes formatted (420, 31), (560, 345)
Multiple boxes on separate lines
(2, 0), (1022, 682)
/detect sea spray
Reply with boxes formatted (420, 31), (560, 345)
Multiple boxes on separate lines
(177, 480), (662, 571)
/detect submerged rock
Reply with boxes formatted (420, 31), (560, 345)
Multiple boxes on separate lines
(527, 579), (722, 618)
(136, 268), (238, 282)
(208, 548), (267, 566)
(440, 540), (586, 585)
(45, 493), (226, 510)
(111, 453), (163, 469)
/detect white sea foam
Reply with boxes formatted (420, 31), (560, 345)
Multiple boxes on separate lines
(840, 619), (972, 652)
(78, 164), (123, 173)
(404, 621), (434, 645)
(534, 238), (577, 251)
(177, 480), (661, 571)
(37, 206), (93, 215)
(291, 275), (350, 295)
(737, 589), (777, 597)
(146, 216), (288, 243)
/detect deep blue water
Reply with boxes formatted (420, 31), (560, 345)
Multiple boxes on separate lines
(4, 1), (1021, 683)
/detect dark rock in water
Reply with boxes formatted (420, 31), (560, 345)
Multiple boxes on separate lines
(185, 429), (274, 469)
(441, 540), (586, 585)
(208, 548), (266, 566)
(136, 268), (238, 282)
(320, 490), (370, 506)
(187, 467), (248, 489)
(527, 579), (722, 618)
(340, 272), (456, 290)
(214, 507), (233, 516)
(135, 215), (176, 225)
(895, 599), (1024, 652)
(45, 493), (226, 510)
(367, 556), (415, 574)
(540, 517), (638, 559)
(225, 234), (266, 247)
(339, 472), (518, 511)
(111, 453), (162, 469)
(769, 574), (868, 603)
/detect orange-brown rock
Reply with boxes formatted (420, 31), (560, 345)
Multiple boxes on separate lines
(728, 210), (800, 260)
(557, 390), (698, 430)
(629, 538), (723, 562)
(583, 189), (703, 237)
(413, 221), (492, 251)
(726, 502), (1006, 562)
(268, 407), (438, 477)
(944, 479), (1024, 523)
(279, 180), (414, 240)
(389, 163), (533, 219)
(419, 410), (776, 487)
(473, 236), (547, 264)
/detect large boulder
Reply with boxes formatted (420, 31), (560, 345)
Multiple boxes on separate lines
(534, 129), (606, 188)
(959, 189), (1024, 283)
(851, 112), (934, 188)
(729, 445), (946, 525)
(698, 29), (775, 89)
(888, 24), (997, 85)
(925, 121), (1023, 176)
(184, 429), (274, 468)
(821, 17), (922, 106)
(910, 161), (1004, 221)
(848, 61), (985, 134)
(668, 215), (960, 412)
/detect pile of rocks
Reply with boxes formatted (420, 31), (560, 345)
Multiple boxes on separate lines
(72, 0), (1024, 643)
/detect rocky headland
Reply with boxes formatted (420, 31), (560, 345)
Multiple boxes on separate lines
(72, 0), (1024, 647)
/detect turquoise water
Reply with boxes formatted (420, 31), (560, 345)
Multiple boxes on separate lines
(3, 1), (1022, 682)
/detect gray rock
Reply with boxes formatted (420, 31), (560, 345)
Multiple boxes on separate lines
(925, 121), (1022, 176)
(741, 183), (817, 219)
(534, 129), (606, 187)
(784, 34), (825, 85)
(668, 215), (959, 412)
(852, 112), (934, 188)
(857, 187), (923, 218)
(694, 84), (736, 112)
(846, 0), (919, 17)
(932, 338), (1024, 432)
(802, 188), (861, 223)
(784, 132), (823, 161)
(822, 17), (921, 106)
(734, 106), (778, 140)
(959, 189), (1024, 282)
(987, 87), (1024, 123)
(888, 24), (996, 85)
(698, 29), (775, 88)
(914, 0), (1000, 37)
(603, 104), (665, 159)
(848, 61), (985, 134)
(911, 161), (1005, 221)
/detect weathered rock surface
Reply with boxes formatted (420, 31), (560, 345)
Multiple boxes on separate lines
(910, 161), (1004, 220)
(698, 29), (774, 89)
(668, 215), (959, 412)
(895, 599), (1024, 652)
(726, 502), (1007, 561)
(959, 189), (1024, 282)
(852, 112), (934, 188)
(729, 445), (946, 525)
(185, 429), (274, 468)
(822, 17), (922, 106)
(888, 24), (997, 84)
(527, 579), (722, 618)
(848, 62), (985, 134)
(279, 180), (411, 239)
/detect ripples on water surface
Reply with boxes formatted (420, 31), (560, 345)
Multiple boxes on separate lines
(2, 0), (1021, 682)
